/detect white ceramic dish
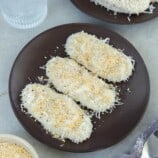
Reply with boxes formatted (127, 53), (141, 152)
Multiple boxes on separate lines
(0, 134), (39, 158)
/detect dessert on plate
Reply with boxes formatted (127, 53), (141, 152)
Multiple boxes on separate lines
(65, 31), (134, 83)
(46, 57), (117, 113)
(90, 0), (158, 14)
(21, 83), (92, 144)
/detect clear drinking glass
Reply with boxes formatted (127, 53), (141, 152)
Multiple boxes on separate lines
(0, 0), (47, 29)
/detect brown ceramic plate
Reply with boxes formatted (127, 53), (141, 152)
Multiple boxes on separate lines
(9, 23), (150, 152)
(71, 0), (158, 24)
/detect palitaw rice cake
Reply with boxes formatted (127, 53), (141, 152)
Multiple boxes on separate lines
(21, 83), (92, 144)
(46, 57), (116, 113)
(90, 0), (158, 14)
(65, 31), (135, 83)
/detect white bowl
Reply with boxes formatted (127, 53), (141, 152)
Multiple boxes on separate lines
(0, 134), (39, 158)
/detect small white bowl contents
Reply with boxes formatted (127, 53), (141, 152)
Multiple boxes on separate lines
(0, 134), (39, 158)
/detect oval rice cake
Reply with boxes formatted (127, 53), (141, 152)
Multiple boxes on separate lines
(21, 83), (92, 144)
(65, 31), (134, 83)
(46, 57), (116, 113)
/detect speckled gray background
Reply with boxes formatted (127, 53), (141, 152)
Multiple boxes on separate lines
(0, 0), (158, 158)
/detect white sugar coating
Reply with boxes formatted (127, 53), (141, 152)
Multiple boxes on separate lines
(46, 57), (117, 113)
(0, 143), (32, 158)
(21, 83), (92, 144)
(90, 0), (158, 14)
(65, 31), (135, 83)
